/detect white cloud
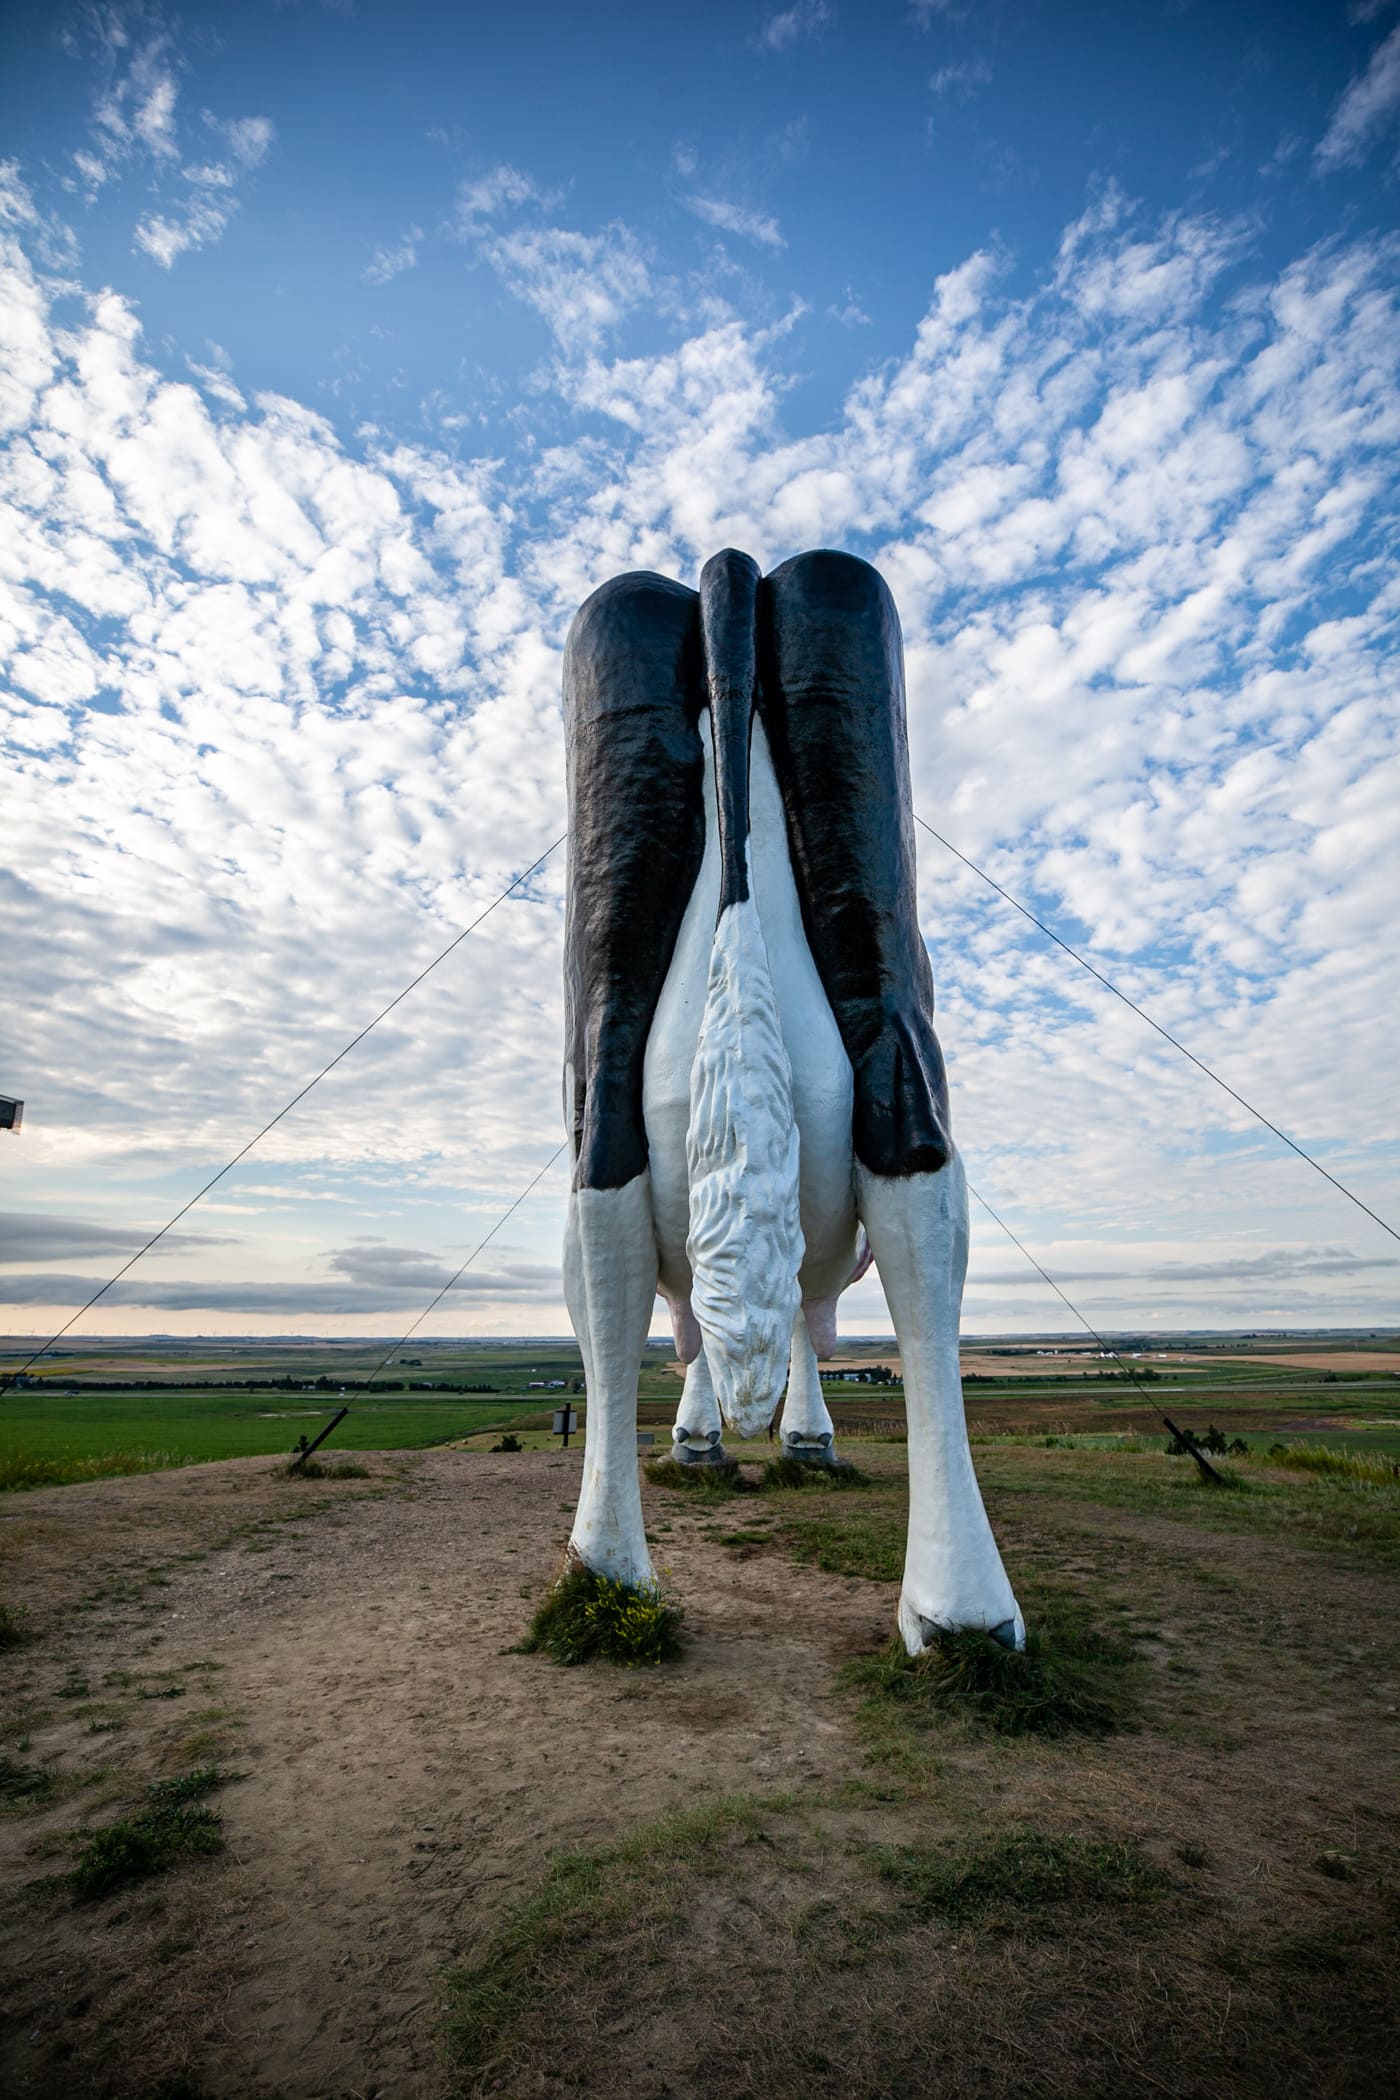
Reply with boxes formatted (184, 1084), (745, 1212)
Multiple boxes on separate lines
(454, 164), (556, 227)
(829, 288), (872, 327)
(753, 2), (834, 53)
(3, 169), (1399, 1334)
(453, 167), (652, 353)
(1316, 22), (1400, 169)
(682, 194), (785, 249)
(61, 18), (273, 267)
(929, 58), (991, 100)
(224, 115), (274, 168)
(364, 226), (423, 285)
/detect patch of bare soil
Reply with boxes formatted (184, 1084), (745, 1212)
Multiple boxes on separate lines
(0, 1451), (887, 2098)
(1, 1446), (1397, 2100)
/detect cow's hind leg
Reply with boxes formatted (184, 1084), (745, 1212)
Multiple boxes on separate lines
(759, 549), (1020, 1649)
(561, 568), (705, 1592)
(565, 1178), (658, 1587)
(857, 1154), (1023, 1652)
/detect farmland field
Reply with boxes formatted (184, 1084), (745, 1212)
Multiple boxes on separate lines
(4, 1331), (1399, 1486)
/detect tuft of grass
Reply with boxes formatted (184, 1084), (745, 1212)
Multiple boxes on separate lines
(845, 1600), (1137, 1741)
(143, 1764), (234, 1806)
(285, 1456), (372, 1479)
(0, 1449), (191, 1492)
(645, 1456), (746, 1493)
(0, 1752), (57, 1803)
(69, 1764), (235, 1901)
(875, 1827), (1170, 1924)
(781, 1506), (905, 1582)
(518, 1564), (683, 1667)
(0, 1602), (33, 1647)
(445, 1793), (790, 2090)
(1269, 1441), (1400, 1489)
(760, 1455), (861, 1491)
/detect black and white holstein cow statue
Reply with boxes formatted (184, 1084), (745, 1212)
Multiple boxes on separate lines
(561, 548), (1023, 1654)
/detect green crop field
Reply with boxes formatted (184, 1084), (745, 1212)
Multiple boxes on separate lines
(0, 1335), (688, 1486)
(3, 1332), (1398, 1490)
(0, 1387), (549, 1476)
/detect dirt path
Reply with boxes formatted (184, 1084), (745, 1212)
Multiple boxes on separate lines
(1, 1451), (889, 2098)
(3, 1447), (1398, 2100)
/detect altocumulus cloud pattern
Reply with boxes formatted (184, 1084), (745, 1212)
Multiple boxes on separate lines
(2, 2), (1399, 1336)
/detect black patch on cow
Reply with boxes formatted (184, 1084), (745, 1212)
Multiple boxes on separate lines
(563, 571), (705, 1192)
(562, 548), (952, 1193)
(757, 550), (953, 1177)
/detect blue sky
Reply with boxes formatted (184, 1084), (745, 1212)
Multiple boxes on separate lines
(2, 0), (1399, 1338)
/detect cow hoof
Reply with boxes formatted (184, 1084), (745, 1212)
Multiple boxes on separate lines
(905, 1605), (1026, 1655)
(779, 1433), (848, 1471)
(671, 1427), (731, 1467)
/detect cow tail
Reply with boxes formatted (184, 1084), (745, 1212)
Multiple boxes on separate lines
(684, 552), (804, 1437)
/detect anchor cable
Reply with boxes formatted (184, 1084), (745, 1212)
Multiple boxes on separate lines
(12, 801), (1395, 1394)
(914, 811), (1398, 1247)
(2, 835), (567, 1388)
(964, 1178), (1167, 1411)
(357, 1141), (570, 1393)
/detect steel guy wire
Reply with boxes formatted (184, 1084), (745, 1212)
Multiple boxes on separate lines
(3, 836), (567, 1387)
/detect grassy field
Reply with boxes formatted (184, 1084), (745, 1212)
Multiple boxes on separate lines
(0, 1388), (554, 1487)
(2, 1332), (1398, 1488)
(0, 1337), (667, 1485)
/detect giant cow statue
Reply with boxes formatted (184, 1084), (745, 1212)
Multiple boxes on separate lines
(561, 548), (1023, 1654)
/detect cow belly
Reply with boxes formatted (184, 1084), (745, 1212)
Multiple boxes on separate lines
(643, 716), (858, 1310)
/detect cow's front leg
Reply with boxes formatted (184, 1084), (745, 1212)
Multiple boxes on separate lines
(670, 1342), (729, 1466)
(855, 1152), (1023, 1653)
(778, 1310), (842, 1467)
(563, 1171), (658, 1589)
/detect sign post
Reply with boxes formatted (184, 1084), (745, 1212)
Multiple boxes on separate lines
(552, 1401), (577, 1448)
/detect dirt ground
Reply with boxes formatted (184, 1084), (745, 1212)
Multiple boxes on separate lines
(0, 1451), (890, 2099)
(2, 1445), (1397, 2100)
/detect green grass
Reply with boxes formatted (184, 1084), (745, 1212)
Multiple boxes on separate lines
(0, 1448), (195, 1491)
(444, 1793), (790, 2091)
(845, 1597), (1138, 1744)
(1268, 1441), (1400, 1488)
(760, 1454), (861, 1490)
(970, 1443), (1400, 1567)
(0, 1752), (58, 1803)
(0, 1387), (553, 1484)
(645, 1456), (747, 1493)
(518, 1565), (684, 1667)
(69, 1765), (236, 1901)
(778, 1503), (905, 1582)
(874, 1828), (1170, 1923)
(0, 1602), (32, 1647)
